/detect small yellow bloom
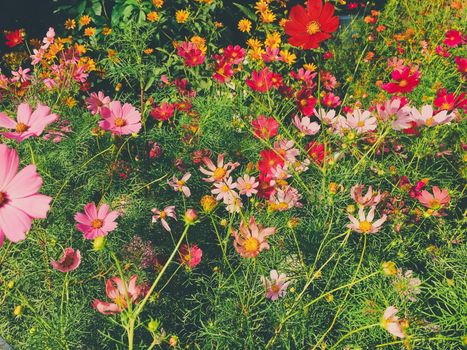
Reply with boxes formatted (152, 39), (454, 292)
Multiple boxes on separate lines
(191, 36), (206, 54)
(102, 27), (112, 36)
(265, 31), (281, 48)
(74, 43), (86, 55)
(65, 18), (76, 30)
(238, 19), (252, 33)
(303, 63), (317, 72)
(201, 195), (217, 213)
(279, 18), (288, 27)
(144, 48), (154, 54)
(382, 261), (397, 276)
(84, 27), (96, 37)
(64, 96), (77, 108)
(176, 9), (190, 23)
(152, 0), (164, 7)
(214, 21), (224, 28)
(255, 0), (269, 13)
(260, 10), (276, 24)
(79, 15), (92, 26)
(248, 47), (265, 61)
(147, 11), (160, 22)
(280, 50), (296, 65)
(246, 38), (262, 50)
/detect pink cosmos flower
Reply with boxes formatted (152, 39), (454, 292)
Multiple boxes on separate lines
(232, 216), (275, 258)
(99, 101), (142, 135)
(347, 206), (387, 234)
(381, 306), (405, 339)
(292, 115), (320, 136)
(42, 27), (55, 49)
(314, 108), (338, 125)
(74, 202), (120, 240)
(410, 105), (454, 127)
(0, 144), (52, 247)
(92, 275), (142, 315)
(179, 243), (202, 269)
(177, 42), (205, 67)
(290, 68), (316, 88)
(443, 29), (463, 47)
(211, 177), (238, 202)
(375, 97), (411, 123)
(346, 109), (377, 134)
(268, 186), (302, 211)
(11, 67), (31, 83)
(86, 91), (111, 115)
(236, 174), (259, 197)
(51, 247), (81, 272)
(262, 47), (281, 62)
(417, 186), (450, 216)
(199, 154), (239, 183)
(252, 115), (279, 140)
(274, 139), (300, 164)
(0, 103), (59, 142)
(151, 205), (177, 232)
(321, 92), (341, 108)
(223, 45), (246, 64)
(167, 173), (191, 197)
(260, 270), (290, 301)
(225, 195), (243, 213)
(350, 184), (383, 207)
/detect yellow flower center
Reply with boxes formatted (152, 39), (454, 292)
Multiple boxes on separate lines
(425, 117), (434, 126)
(177, 180), (185, 186)
(91, 219), (104, 229)
(15, 122), (29, 133)
(429, 198), (441, 210)
(357, 120), (365, 127)
(184, 254), (191, 262)
(159, 211), (167, 219)
(245, 183), (252, 189)
(213, 167), (226, 181)
(399, 79), (408, 87)
(270, 284), (280, 293)
(359, 220), (372, 233)
(243, 237), (260, 253)
(441, 102), (452, 110)
(114, 117), (126, 127)
(306, 21), (321, 35)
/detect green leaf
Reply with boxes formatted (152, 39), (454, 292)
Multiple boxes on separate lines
(91, 0), (102, 16)
(233, 3), (256, 21)
(144, 76), (156, 91)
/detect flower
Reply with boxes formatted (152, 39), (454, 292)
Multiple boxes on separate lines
(292, 115), (320, 136)
(258, 149), (285, 179)
(236, 174), (259, 197)
(201, 195), (217, 213)
(238, 19), (252, 33)
(260, 270), (290, 301)
(284, 0), (339, 50)
(443, 29), (463, 47)
(410, 105), (454, 127)
(175, 9), (190, 23)
(11, 67), (31, 83)
(345, 109), (377, 133)
(92, 276), (142, 315)
(86, 91), (111, 115)
(199, 154), (239, 183)
(79, 15), (92, 26)
(51, 248), (81, 272)
(434, 89), (467, 112)
(246, 68), (274, 92)
(0, 145), (52, 247)
(417, 186), (450, 215)
(167, 173), (191, 197)
(177, 42), (205, 67)
(0, 103), (59, 142)
(5, 30), (23, 48)
(350, 184), (383, 207)
(147, 11), (160, 22)
(179, 243), (202, 269)
(381, 306), (405, 339)
(268, 187), (302, 211)
(74, 202), (120, 240)
(252, 115), (279, 139)
(306, 141), (326, 165)
(296, 88), (317, 116)
(347, 206), (387, 234)
(150, 102), (175, 121)
(151, 206), (177, 232)
(393, 269), (421, 301)
(455, 56), (467, 75)
(232, 216), (275, 258)
(381, 66), (420, 94)
(99, 101), (142, 135)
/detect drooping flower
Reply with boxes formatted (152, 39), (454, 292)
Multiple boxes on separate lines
(179, 243), (202, 269)
(292, 115), (320, 136)
(381, 66), (420, 94)
(252, 115), (279, 139)
(167, 173), (191, 197)
(151, 206), (177, 232)
(5, 30), (23, 48)
(417, 186), (450, 216)
(350, 184), (383, 207)
(284, 0), (339, 50)
(51, 247), (81, 272)
(0, 145), (52, 247)
(150, 102), (175, 121)
(92, 276), (142, 315)
(86, 91), (111, 115)
(236, 174), (259, 197)
(260, 270), (290, 301)
(232, 216), (275, 258)
(99, 101), (142, 135)
(0, 103), (59, 142)
(381, 306), (406, 339)
(199, 154), (239, 183)
(347, 206), (387, 234)
(74, 202), (120, 240)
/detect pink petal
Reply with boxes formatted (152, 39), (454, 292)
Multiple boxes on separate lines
(0, 204), (32, 242)
(9, 194), (51, 219)
(4, 165), (42, 199)
(0, 144), (19, 190)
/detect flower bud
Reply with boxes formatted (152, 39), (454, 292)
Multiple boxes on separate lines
(14, 305), (23, 317)
(93, 236), (106, 251)
(382, 261), (397, 276)
(201, 195), (217, 213)
(184, 209), (198, 224)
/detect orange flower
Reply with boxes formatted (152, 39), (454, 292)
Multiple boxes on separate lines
(79, 15), (92, 26)
(147, 11), (159, 22)
(65, 19), (76, 30)
(84, 27), (96, 37)
(238, 19), (252, 33)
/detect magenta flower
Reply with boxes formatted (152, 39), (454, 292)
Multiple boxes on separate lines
(179, 243), (202, 269)
(0, 144), (52, 247)
(151, 205), (177, 232)
(74, 202), (120, 240)
(0, 103), (59, 142)
(167, 173), (191, 197)
(51, 247), (81, 272)
(260, 270), (290, 301)
(92, 275), (142, 315)
(11, 67), (31, 83)
(85, 91), (111, 115)
(99, 101), (142, 135)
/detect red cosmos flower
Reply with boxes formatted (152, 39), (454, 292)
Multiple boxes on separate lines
(175, 100), (192, 112)
(455, 56), (467, 75)
(296, 88), (317, 116)
(443, 29), (463, 47)
(213, 58), (234, 83)
(177, 42), (205, 67)
(5, 30), (23, 48)
(258, 149), (285, 177)
(321, 92), (341, 108)
(246, 68), (274, 92)
(306, 141), (327, 165)
(179, 243), (202, 269)
(284, 0), (339, 50)
(381, 66), (420, 94)
(150, 102), (175, 121)
(434, 89), (467, 112)
(252, 115), (279, 139)
(223, 45), (245, 64)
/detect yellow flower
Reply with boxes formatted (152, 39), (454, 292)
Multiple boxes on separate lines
(246, 38), (262, 50)
(79, 15), (92, 26)
(191, 36), (206, 54)
(144, 48), (154, 54)
(248, 47), (265, 61)
(260, 10), (276, 24)
(255, 0), (269, 13)
(279, 18), (288, 27)
(280, 49), (296, 65)
(214, 22), (224, 28)
(147, 11), (160, 22)
(303, 63), (317, 72)
(63, 97), (77, 108)
(107, 49), (119, 63)
(74, 43), (87, 55)
(102, 27), (112, 36)
(65, 19), (76, 30)
(176, 9), (190, 23)
(84, 27), (96, 37)
(265, 32), (281, 48)
(152, 0), (164, 7)
(201, 195), (217, 213)
(238, 19), (252, 33)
